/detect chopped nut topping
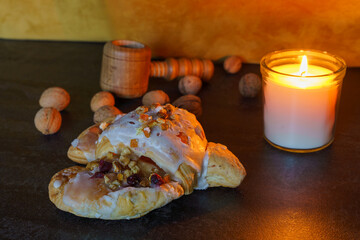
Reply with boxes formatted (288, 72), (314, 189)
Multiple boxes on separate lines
(135, 106), (149, 115)
(108, 180), (121, 191)
(139, 114), (151, 122)
(164, 104), (174, 116)
(99, 122), (109, 131)
(130, 165), (140, 174)
(150, 103), (161, 110)
(123, 169), (132, 179)
(128, 161), (136, 168)
(130, 139), (138, 148)
(176, 132), (189, 144)
(119, 155), (130, 166)
(157, 108), (168, 118)
(161, 124), (169, 131)
(148, 120), (157, 128)
(104, 173), (117, 184)
(112, 180), (121, 186)
(106, 152), (119, 160)
(156, 118), (166, 124)
(112, 161), (122, 173)
(121, 147), (131, 156)
(117, 173), (124, 181)
(86, 161), (99, 171)
(142, 127), (151, 138)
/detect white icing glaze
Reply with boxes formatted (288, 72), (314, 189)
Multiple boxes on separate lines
(53, 180), (62, 189)
(71, 139), (79, 148)
(63, 171), (108, 210)
(195, 150), (209, 190)
(83, 151), (96, 161)
(98, 106), (208, 185)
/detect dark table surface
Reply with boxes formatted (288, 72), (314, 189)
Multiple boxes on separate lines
(0, 40), (359, 240)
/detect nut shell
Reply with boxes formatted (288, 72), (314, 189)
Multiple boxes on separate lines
(178, 76), (202, 95)
(224, 56), (242, 74)
(142, 90), (170, 106)
(94, 105), (122, 124)
(39, 87), (70, 111)
(239, 73), (262, 98)
(172, 95), (202, 117)
(34, 107), (62, 135)
(90, 91), (115, 112)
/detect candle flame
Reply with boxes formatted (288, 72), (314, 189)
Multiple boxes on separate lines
(299, 55), (308, 76)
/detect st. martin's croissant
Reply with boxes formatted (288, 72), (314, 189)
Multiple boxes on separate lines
(49, 104), (246, 220)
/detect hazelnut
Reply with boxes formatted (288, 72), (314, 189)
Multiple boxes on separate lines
(172, 95), (202, 117)
(178, 76), (202, 95)
(93, 105), (122, 123)
(239, 73), (262, 98)
(34, 107), (62, 135)
(39, 87), (70, 111)
(90, 91), (115, 112)
(142, 90), (170, 106)
(224, 56), (242, 74)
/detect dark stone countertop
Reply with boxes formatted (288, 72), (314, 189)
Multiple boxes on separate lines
(0, 40), (359, 240)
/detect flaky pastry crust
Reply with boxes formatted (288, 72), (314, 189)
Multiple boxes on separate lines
(49, 166), (184, 220)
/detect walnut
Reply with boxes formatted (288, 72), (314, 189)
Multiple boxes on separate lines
(142, 90), (170, 106)
(39, 87), (70, 111)
(34, 107), (62, 135)
(224, 56), (242, 74)
(172, 95), (202, 117)
(90, 91), (115, 112)
(93, 105), (122, 124)
(239, 73), (262, 98)
(178, 76), (202, 95)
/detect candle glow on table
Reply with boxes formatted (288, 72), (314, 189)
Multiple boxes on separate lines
(261, 50), (346, 152)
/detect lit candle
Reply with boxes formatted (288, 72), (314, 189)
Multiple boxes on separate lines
(260, 50), (346, 152)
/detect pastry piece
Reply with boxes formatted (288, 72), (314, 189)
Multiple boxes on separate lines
(49, 165), (183, 220)
(203, 142), (246, 188)
(52, 104), (246, 219)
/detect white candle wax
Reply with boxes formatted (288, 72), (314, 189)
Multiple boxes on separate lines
(264, 64), (339, 150)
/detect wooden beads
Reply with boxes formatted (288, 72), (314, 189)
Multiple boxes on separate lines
(150, 58), (214, 81)
(34, 107), (62, 135)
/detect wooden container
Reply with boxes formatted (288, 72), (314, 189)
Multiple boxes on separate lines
(100, 40), (151, 98)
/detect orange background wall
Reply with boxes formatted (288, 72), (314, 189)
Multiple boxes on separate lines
(1, 0), (360, 66)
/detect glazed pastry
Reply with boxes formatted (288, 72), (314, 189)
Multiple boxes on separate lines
(49, 165), (184, 220)
(50, 104), (246, 219)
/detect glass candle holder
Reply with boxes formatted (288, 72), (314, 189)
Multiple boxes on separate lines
(260, 49), (346, 153)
